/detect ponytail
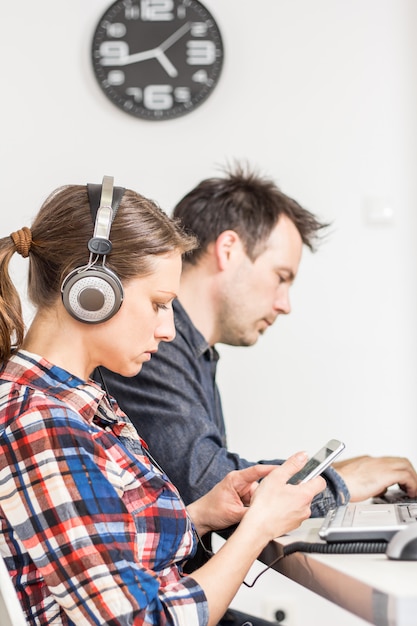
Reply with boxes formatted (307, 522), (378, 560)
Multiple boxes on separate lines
(0, 234), (27, 362)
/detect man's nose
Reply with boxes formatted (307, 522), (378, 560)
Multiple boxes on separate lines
(273, 287), (291, 315)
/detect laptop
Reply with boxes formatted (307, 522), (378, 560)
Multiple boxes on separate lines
(319, 502), (417, 542)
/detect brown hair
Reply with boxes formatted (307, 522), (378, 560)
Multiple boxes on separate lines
(0, 184), (196, 362)
(173, 162), (329, 265)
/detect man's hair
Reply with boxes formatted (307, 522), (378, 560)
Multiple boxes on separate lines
(173, 162), (329, 265)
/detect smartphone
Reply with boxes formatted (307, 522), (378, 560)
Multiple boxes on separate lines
(287, 438), (345, 485)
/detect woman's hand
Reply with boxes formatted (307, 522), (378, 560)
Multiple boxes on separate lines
(187, 463), (281, 535)
(243, 453), (326, 541)
(187, 452), (326, 538)
(188, 453), (326, 626)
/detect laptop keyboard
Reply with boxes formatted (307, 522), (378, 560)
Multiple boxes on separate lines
(373, 489), (417, 505)
(398, 503), (417, 523)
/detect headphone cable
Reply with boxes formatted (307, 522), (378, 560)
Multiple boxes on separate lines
(243, 539), (388, 588)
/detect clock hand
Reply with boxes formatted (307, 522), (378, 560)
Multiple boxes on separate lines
(100, 22), (191, 67)
(100, 48), (158, 66)
(101, 46), (178, 77)
(150, 21), (191, 77)
(100, 21), (191, 79)
(157, 22), (191, 52)
(154, 50), (178, 77)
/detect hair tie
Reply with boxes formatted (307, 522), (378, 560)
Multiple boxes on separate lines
(10, 227), (32, 258)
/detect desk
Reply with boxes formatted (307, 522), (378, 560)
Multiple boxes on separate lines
(258, 519), (417, 626)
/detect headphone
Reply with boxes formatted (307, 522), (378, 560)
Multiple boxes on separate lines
(61, 175), (126, 324)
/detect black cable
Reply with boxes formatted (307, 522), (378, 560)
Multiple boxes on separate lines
(95, 366), (112, 402)
(282, 540), (388, 556)
(243, 540), (387, 588)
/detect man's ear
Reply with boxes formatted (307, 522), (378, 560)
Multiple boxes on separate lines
(214, 230), (243, 271)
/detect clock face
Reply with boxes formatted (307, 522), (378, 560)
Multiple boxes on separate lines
(91, 0), (224, 121)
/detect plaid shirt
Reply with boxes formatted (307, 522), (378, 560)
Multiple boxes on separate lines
(0, 351), (208, 625)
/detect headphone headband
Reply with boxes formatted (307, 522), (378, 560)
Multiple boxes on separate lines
(87, 176), (125, 256)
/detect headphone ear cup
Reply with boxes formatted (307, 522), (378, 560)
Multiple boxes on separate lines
(61, 267), (124, 323)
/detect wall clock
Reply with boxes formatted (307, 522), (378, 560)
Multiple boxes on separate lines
(91, 0), (224, 121)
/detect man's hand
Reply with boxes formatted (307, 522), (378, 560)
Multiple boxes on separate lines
(333, 455), (417, 501)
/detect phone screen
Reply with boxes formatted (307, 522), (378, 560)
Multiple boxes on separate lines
(287, 439), (345, 485)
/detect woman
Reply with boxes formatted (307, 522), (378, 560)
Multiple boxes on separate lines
(0, 177), (324, 625)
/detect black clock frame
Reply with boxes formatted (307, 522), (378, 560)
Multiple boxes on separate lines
(91, 0), (224, 121)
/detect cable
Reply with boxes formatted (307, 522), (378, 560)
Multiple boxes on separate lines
(95, 366), (112, 402)
(282, 540), (388, 555)
(243, 540), (387, 588)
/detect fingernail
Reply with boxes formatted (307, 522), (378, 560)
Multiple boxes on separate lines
(295, 451), (308, 461)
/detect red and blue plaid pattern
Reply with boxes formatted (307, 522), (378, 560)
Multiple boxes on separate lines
(0, 351), (208, 625)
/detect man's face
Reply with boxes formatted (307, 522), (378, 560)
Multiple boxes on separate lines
(217, 215), (303, 346)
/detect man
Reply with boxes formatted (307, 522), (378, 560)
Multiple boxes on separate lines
(99, 162), (417, 502)
(98, 163), (417, 625)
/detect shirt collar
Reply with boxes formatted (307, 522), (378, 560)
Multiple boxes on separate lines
(1, 349), (107, 425)
(173, 299), (219, 362)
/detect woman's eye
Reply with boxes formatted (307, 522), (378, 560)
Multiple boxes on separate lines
(155, 302), (169, 311)
(277, 273), (292, 285)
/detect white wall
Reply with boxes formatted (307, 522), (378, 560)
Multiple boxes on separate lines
(215, 0), (417, 465)
(1, 1), (416, 623)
